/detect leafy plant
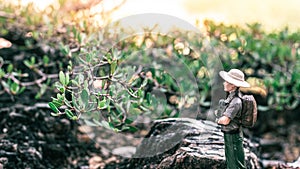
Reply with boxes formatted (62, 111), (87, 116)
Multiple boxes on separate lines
(2, 0), (300, 133)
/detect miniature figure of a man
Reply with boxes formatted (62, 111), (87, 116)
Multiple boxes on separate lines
(216, 69), (250, 169)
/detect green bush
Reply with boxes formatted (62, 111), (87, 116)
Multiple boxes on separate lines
(204, 21), (300, 111)
(1, 1), (300, 132)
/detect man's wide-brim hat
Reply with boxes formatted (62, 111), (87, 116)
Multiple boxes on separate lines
(219, 69), (250, 88)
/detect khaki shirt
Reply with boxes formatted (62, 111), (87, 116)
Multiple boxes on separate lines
(217, 91), (242, 133)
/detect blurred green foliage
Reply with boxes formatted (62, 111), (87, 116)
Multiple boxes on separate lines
(203, 20), (300, 111)
(1, 1), (300, 131)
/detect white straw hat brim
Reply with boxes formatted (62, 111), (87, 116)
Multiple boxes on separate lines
(219, 71), (250, 88)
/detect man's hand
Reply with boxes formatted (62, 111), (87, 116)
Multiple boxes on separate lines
(217, 116), (231, 125)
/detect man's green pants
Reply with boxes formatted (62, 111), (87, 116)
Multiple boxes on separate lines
(224, 131), (246, 169)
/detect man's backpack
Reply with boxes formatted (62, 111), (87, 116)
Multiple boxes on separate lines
(238, 94), (258, 128)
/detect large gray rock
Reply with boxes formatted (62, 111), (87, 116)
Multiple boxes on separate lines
(129, 118), (261, 169)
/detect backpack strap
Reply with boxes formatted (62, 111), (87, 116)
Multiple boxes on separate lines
(226, 91), (243, 123)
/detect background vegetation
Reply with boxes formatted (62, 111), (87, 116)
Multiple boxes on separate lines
(1, 0), (299, 130)
(1, 0), (300, 168)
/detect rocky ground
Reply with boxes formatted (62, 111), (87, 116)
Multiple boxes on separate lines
(0, 98), (143, 169)
(0, 99), (299, 168)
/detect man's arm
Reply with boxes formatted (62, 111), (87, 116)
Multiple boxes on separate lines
(217, 97), (242, 125)
(217, 116), (231, 125)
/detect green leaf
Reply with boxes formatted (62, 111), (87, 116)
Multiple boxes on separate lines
(71, 116), (78, 120)
(65, 72), (70, 85)
(54, 81), (64, 92)
(57, 93), (64, 102)
(139, 105), (149, 112)
(92, 118), (103, 126)
(84, 119), (97, 126)
(60, 45), (70, 56)
(18, 86), (26, 94)
(78, 74), (84, 85)
(113, 72), (123, 79)
(64, 99), (72, 108)
(51, 99), (63, 107)
(83, 80), (89, 91)
(48, 102), (59, 113)
(72, 94), (80, 111)
(101, 120), (113, 130)
(71, 79), (79, 86)
(105, 53), (112, 63)
(122, 125), (138, 132)
(130, 107), (142, 115)
(59, 71), (66, 85)
(110, 60), (117, 75)
(286, 99), (299, 110)
(35, 84), (47, 99)
(10, 82), (19, 94)
(65, 109), (74, 119)
(137, 88), (143, 97)
(141, 79), (148, 88)
(98, 99), (107, 109)
(51, 112), (60, 117)
(81, 89), (89, 109)
(6, 64), (13, 73)
(0, 68), (5, 78)
(43, 55), (49, 65)
(30, 56), (36, 65)
(107, 103), (111, 112)
(86, 53), (91, 63)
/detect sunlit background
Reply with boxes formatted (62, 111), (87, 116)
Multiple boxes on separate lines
(17, 0), (300, 31)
